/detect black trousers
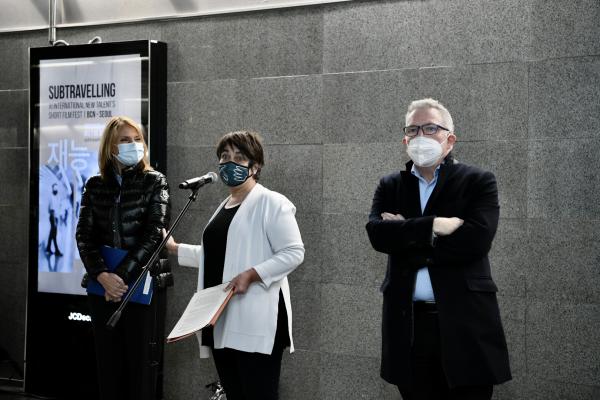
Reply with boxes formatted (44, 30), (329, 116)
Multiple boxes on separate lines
(212, 346), (285, 400)
(397, 306), (493, 400)
(46, 212), (60, 254)
(88, 292), (165, 400)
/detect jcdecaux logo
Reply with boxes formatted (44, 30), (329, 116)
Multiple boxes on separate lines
(68, 312), (91, 322)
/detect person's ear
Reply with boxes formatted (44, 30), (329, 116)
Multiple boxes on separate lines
(446, 133), (456, 153)
(447, 132), (456, 145)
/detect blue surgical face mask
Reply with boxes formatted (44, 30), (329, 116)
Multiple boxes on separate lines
(115, 142), (145, 167)
(219, 161), (251, 187)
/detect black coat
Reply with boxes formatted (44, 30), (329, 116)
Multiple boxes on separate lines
(365, 156), (511, 388)
(76, 166), (170, 283)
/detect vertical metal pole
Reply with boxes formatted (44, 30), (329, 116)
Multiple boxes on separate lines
(48, 0), (56, 45)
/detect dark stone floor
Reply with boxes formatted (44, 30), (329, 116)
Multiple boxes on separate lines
(0, 390), (35, 399)
(0, 384), (42, 400)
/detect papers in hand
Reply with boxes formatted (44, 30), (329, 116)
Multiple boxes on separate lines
(167, 283), (234, 343)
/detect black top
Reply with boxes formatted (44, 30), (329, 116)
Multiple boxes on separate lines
(203, 204), (240, 288)
(202, 204), (290, 351)
(76, 167), (170, 283)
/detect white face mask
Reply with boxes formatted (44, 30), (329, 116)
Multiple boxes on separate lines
(406, 135), (448, 167)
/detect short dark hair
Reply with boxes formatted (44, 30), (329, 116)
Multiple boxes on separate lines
(216, 130), (265, 180)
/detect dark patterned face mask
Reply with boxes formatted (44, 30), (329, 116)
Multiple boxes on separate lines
(218, 161), (250, 187)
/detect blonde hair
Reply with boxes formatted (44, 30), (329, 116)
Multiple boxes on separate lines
(405, 98), (454, 132)
(98, 116), (152, 179)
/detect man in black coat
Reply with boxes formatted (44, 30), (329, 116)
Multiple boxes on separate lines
(366, 98), (511, 399)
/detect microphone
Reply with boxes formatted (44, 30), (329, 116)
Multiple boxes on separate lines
(179, 172), (218, 190)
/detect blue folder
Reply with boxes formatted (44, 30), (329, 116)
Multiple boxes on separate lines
(86, 245), (153, 305)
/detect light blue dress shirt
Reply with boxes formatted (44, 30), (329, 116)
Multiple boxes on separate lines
(410, 164), (440, 302)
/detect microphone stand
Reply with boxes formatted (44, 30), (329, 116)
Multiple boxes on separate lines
(106, 184), (204, 329)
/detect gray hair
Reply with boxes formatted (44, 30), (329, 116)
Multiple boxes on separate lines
(405, 98), (454, 132)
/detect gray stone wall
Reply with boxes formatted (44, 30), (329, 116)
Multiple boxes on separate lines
(1, 0), (599, 399)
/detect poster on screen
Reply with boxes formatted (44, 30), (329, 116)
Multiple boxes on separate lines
(37, 54), (142, 295)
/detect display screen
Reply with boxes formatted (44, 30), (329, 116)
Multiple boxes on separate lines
(37, 54), (142, 295)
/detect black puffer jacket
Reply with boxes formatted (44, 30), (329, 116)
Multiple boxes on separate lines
(76, 166), (170, 283)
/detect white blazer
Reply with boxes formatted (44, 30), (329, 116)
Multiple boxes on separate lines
(177, 183), (304, 357)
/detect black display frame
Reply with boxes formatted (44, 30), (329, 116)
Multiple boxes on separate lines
(25, 40), (167, 398)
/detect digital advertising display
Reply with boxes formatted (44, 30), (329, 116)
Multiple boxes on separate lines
(26, 41), (167, 398)
(37, 54), (141, 294)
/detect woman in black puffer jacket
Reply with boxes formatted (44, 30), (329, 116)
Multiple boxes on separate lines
(76, 116), (170, 400)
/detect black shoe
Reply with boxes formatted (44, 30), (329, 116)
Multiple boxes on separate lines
(55, 250), (63, 257)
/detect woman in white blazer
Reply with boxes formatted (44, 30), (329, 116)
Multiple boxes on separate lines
(166, 131), (304, 400)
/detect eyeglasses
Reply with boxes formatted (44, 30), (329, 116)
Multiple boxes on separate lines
(402, 124), (450, 137)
